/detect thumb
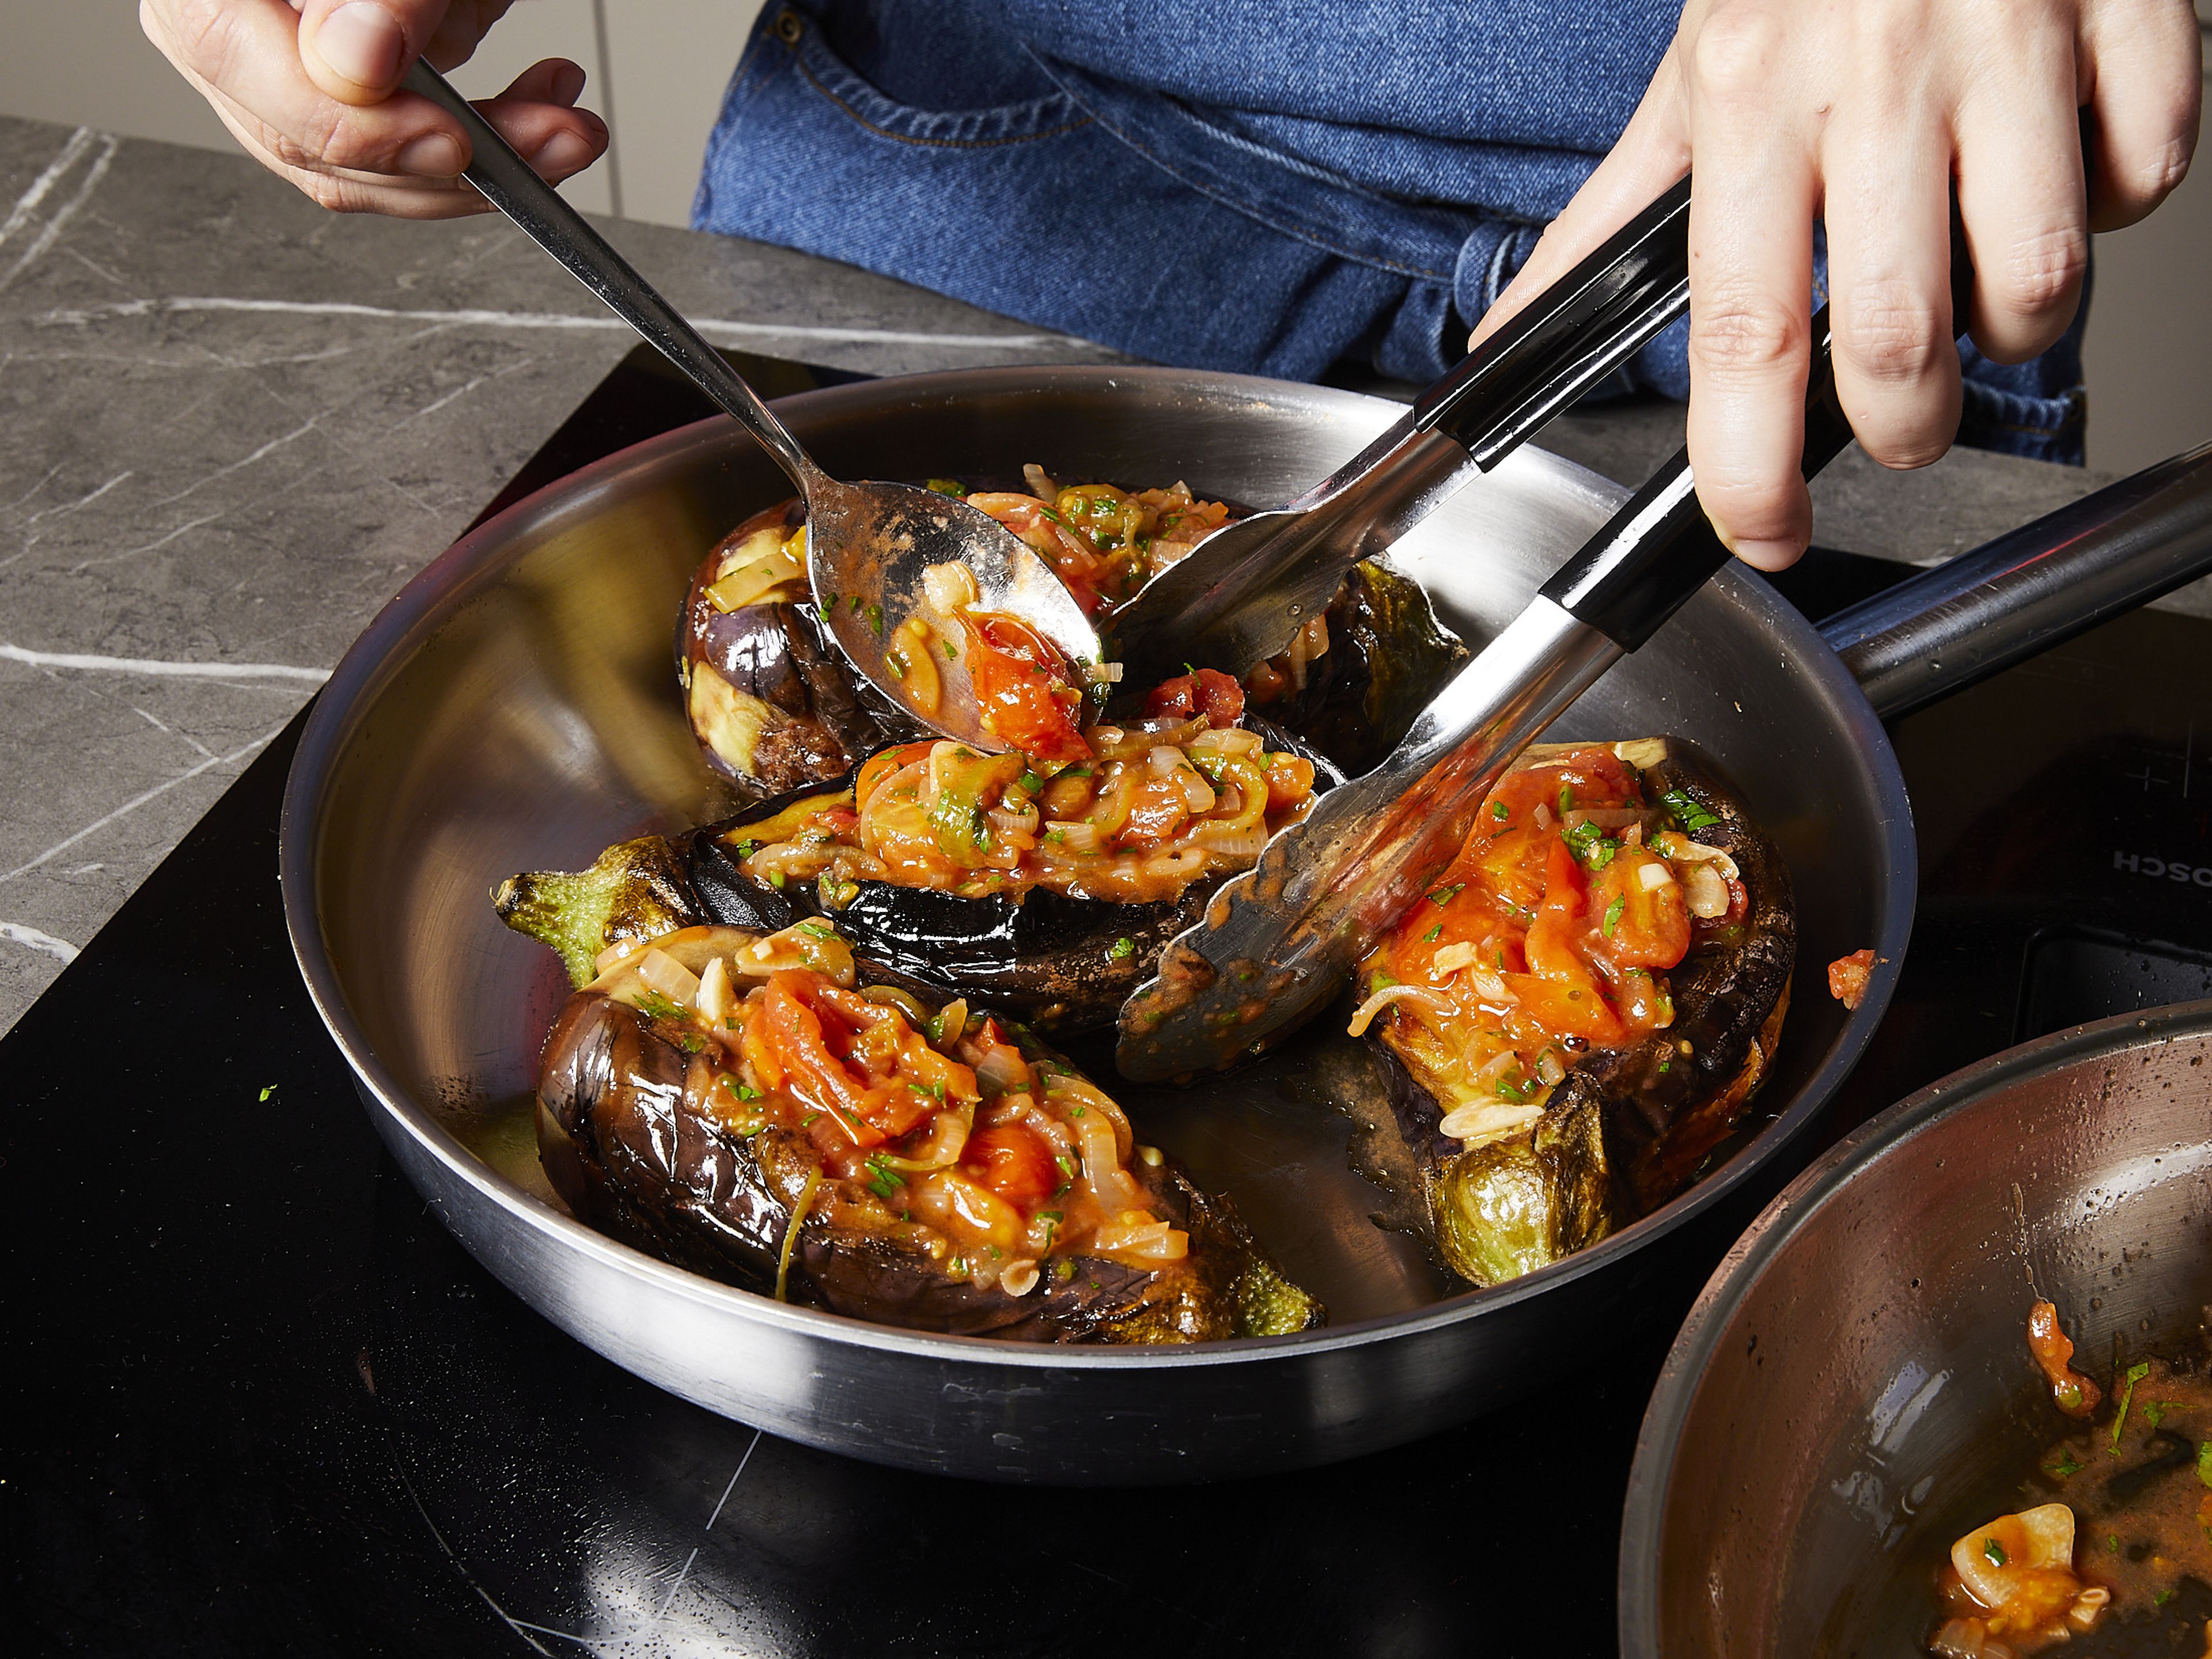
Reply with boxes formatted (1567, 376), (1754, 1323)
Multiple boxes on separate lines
(298, 1), (454, 105)
(1471, 47), (1692, 349)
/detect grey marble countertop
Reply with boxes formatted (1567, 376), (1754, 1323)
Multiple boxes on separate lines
(0, 112), (2152, 1036)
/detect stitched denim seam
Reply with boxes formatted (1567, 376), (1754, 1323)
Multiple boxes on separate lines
(1051, 92), (1456, 283)
(787, 31), (1093, 150)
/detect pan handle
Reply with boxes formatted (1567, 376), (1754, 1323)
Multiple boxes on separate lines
(1818, 442), (2212, 720)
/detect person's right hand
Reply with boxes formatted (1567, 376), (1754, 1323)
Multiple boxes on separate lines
(142, 1), (608, 217)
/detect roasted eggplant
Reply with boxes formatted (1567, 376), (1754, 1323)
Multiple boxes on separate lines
(680, 501), (919, 797)
(1349, 738), (1793, 1287)
(499, 719), (1327, 1028)
(533, 921), (1321, 1340)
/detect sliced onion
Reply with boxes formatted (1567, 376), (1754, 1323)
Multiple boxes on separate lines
(1657, 831), (1740, 879)
(1533, 802), (1551, 831)
(877, 1107), (971, 1172)
(1188, 726), (1264, 758)
(1928, 1618), (1987, 1658)
(1535, 1048), (1566, 1086)
(1431, 941), (1481, 975)
(636, 948), (700, 1007)
(695, 955), (736, 1026)
(1637, 860), (1676, 892)
(1683, 862), (1730, 919)
(974, 1044), (1029, 1097)
(1090, 1213), (1188, 1261)
(1022, 463), (1058, 499)
(919, 561), (980, 616)
(1346, 982), (1457, 1037)
(1192, 823), (1267, 859)
(1437, 1100), (1546, 1142)
(999, 1258), (1040, 1297)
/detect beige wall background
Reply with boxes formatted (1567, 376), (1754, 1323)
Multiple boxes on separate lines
(1, 0), (2207, 476)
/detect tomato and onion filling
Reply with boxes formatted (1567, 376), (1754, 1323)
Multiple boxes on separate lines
(728, 724), (1319, 908)
(596, 923), (1185, 1293)
(1348, 745), (1749, 1144)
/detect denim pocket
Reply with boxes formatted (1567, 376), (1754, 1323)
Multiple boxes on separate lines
(775, 7), (1094, 150)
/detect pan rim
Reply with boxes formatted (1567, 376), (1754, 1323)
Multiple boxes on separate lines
(281, 361), (1916, 1374)
(1613, 995), (2212, 1654)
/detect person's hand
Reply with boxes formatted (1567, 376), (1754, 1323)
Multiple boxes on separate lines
(1474, 0), (2203, 569)
(142, 1), (609, 217)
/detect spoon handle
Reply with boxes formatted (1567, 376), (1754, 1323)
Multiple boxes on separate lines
(402, 60), (815, 494)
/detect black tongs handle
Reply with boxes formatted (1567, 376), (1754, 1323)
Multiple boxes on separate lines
(1539, 210), (1977, 650)
(1416, 177), (1692, 471)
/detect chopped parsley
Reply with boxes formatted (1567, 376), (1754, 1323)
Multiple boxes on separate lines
(865, 602), (885, 638)
(794, 921), (835, 940)
(730, 838), (761, 859)
(1556, 783), (1573, 817)
(2198, 1441), (2212, 1488)
(1490, 801), (1509, 821)
(2044, 1450), (2084, 1478)
(2111, 1359), (2153, 1448)
(2157, 1588), (2176, 1607)
(1055, 1152), (1079, 1181)
(1564, 819), (1620, 869)
(634, 990), (689, 1022)
(2144, 1400), (2173, 1431)
(769, 870), (787, 889)
(677, 1033), (706, 1054)
(1429, 883), (1464, 906)
(862, 1154), (907, 1200)
(942, 639), (959, 660)
(1660, 788), (1721, 831)
(801, 1111), (820, 1127)
(1422, 923), (1443, 943)
(1603, 894), (1627, 938)
(1980, 1537), (2007, 1567)
(1368, 969), (1398, 995)
(257, 1084), (277, 1102)
(1108, 936), (1135, 961)
(926, 478), (965, 496)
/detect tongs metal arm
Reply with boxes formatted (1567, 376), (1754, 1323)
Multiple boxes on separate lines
(1109, 180), (1695, 687)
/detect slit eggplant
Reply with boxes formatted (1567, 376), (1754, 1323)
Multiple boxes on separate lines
(1357, 737), (1794, 1288)
(535, 923), (1322, 1341)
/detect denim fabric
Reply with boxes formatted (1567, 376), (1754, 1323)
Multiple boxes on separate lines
(695, 2), (2087, 463)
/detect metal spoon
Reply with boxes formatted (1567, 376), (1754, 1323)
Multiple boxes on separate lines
(401, 60), (1103, 749)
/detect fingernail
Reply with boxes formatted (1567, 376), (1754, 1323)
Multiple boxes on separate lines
(533, 130), (595, 177)
(1729, 538), (1800, 571)
(396, 131), (464, 177)
(316, 3), (405, 89)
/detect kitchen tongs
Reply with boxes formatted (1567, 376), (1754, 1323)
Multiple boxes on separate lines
(1110, 179), (1694, 688)
(1116, 221), (1977, 1082)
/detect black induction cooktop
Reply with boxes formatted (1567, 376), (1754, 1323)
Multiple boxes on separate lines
(9, 347), (2211, 1657)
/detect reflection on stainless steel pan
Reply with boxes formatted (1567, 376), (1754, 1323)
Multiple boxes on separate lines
(283, 366), (1923, 1480)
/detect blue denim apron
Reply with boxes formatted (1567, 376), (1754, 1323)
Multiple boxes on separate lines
(694, 2), (2086, 464)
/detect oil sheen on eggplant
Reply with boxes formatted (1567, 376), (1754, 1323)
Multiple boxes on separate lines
(535, 923), (1322, 1341)
(495, 782), (1216, 1031)
(680, 501), (923, 797)
(1356, 739), (1794, 1289)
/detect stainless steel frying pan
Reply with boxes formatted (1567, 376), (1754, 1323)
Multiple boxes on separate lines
(278, 365), (2212, 1483)
(1618, 999), (2212, 1654)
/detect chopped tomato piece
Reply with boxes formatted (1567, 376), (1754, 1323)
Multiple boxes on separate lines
(1827, 948), (1877, 1009)
(963, 613), (1091, 769)
(740, 971), (948, 1146)
(1144, 668), (1245, 730)
(1263, 752), (1316, 813)
(1589, 849), (1691, 970)
(960, 1123), (1060, 1207)
(855, 741), (935, 810)
(1520, 839), (1625, 1044)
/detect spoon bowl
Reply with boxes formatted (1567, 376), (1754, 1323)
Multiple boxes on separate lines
(402, 60), (1101, 751)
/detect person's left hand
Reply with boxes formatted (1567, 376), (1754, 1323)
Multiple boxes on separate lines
(1472, 0), (2203, 569)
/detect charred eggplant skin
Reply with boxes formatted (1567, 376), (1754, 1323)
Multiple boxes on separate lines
(536, 984), (1320, 1341)
(1375, 740), (1795, 1287)
(680, 502), (922, 797)
(498, 779), (1223, 1028)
